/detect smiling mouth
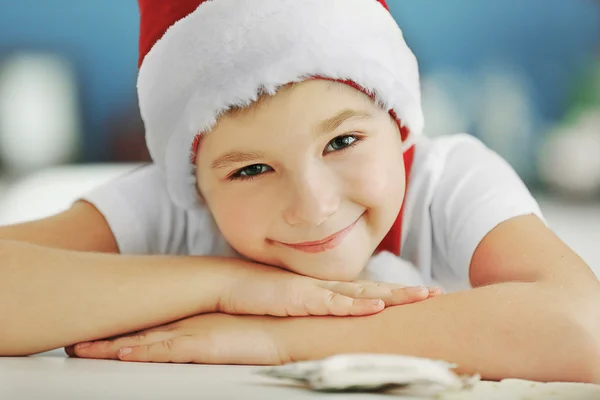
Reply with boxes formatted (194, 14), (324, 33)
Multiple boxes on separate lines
(277, 215), (362, 254)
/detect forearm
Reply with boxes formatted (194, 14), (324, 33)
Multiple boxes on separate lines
(281, 282), (600, 383)
(0, 239), (233, 356)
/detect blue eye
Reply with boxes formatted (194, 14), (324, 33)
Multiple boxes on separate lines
(229, 164), (273, 181)
(324, 135), (360, 154)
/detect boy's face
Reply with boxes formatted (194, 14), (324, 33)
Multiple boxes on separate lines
(196, 80), (406, 280)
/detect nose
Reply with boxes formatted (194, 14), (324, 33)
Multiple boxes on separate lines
(283, 168), (340, 227)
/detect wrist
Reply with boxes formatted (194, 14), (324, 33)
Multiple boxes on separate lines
(274, 314), (372, 363)
(189, 256), (242, 314)
(269, 316), (300, 363)
(201, 256), (282, 314)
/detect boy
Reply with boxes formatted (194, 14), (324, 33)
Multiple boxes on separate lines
(1, 0), (599, 383)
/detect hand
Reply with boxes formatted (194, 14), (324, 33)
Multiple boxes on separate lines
(67, 313), (287, 365)
(219, 259), (442, 317)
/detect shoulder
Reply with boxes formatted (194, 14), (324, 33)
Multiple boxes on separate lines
(81, 164), (227, 256)
(408, 133), (534, 203)
(410, 133), (500, 176)
(403, 133), (514, 234)
(403, 134), (544, 285)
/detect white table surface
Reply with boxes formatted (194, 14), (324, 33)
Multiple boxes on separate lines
(1, 349), (600, 400)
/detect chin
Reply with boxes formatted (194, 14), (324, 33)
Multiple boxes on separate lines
(233, 234), (376, 281)
(245, 251), (367, 281)
(283, 251), (372, 281)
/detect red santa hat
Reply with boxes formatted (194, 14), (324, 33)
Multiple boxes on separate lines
(137, 0), (423, 254)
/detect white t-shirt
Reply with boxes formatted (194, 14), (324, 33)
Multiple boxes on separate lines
(82, 134), (544, 292)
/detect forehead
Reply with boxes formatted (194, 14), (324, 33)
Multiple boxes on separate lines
(222, 80), (377, 122)
(195, 80), (395, 171)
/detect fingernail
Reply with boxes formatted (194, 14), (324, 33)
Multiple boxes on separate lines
(407, 286), (427, 293)
(370, 299), (383, 306)
(75, 342), (91, 350)
(119, 347), (133, 357)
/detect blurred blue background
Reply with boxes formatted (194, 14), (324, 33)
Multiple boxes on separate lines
(391, 0), (599, 125)
(0, 0), (599, 196)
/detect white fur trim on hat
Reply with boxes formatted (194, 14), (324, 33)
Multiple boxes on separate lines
(138, 0), (424, 210)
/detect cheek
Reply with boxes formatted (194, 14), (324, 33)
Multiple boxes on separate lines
(342, 143), (405, 208)
(205, 188), (273, 253)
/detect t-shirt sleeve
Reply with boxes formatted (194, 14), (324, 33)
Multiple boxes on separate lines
(429, 135), (545, 281)
(79, 164), (190, 255)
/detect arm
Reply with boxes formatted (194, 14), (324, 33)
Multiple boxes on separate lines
(0, 202), (235, 356)
(66, 215), (600, 383)
(1, 202), (427, 356)
(0, 169), (227, 355)
(280, 215), (600, 383)
(0, 200), (120, 253)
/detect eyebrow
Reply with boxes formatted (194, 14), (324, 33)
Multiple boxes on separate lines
(317, 109), (372, 134)
(211, 151), (265, 170)
(210, 109), (372, 170)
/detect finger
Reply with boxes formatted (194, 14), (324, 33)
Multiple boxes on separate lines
(353, 281), (443, 294)
(385, 286), (430, 306)
(302, 288), (385, 316)
(352, 280), (407, 291)
(351, 281), (444, 302)
(428, 287), (444, 298)
(73, 331), (180, 360)
(118, 335), (277, 365)
(321, 281), (396, 299)
(322, 281), (432, 306)
(117, 336), (198, 364)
